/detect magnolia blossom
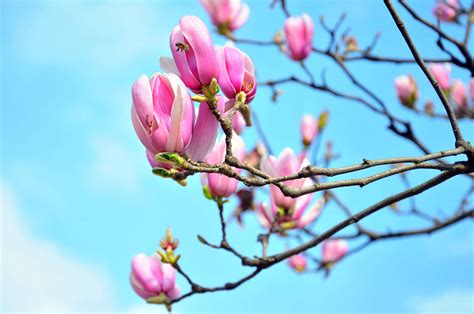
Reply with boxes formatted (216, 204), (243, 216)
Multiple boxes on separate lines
(256, 195), (324, 230)
(201, 132), (246, 198)
(200, 0), (249, 32)
(283, 14), (314, 61)
(451, 79), (467, 108)
(260, 148), (309, 209)
(130, 253), (180, 301)
(216, 46), (257, 105)
(288, 254), (307, 272)
(131, 73), (220, 162)
(429, 63), (451, 91)
(394, 75), (418, 108)
(322, 239), (348, 263)
(300, 114), (318, 146)
(433, 0), (459, 22)
(170, 16), (219, 93)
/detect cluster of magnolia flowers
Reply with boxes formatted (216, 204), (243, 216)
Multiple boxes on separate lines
(395, 63), (474, 117)
(129, 0), (341, 306)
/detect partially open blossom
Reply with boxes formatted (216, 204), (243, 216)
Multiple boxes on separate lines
(132, 73), (194, 154)
(130, 253), (180, 302)
(433, 0), (459, 22)
(301, 114), (318, 147)
(395, 75), (418, 108)
(260, 148), (309, 209)
(288, 254), (307, 272)
(429, 63), (451, 91)
(451, 79), (467, 109)
(131, 73), (220, 162)
(256, 195), (324, 230)
(283, 14), (314, 61)
(201, 132), (246, 198)
(200, 0), (250, 33)
(322, 239), (348, 264)
(170, 16), (219, 93)
(216, 46), (257, 105)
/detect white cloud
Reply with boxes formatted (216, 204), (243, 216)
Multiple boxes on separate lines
(413, 289), (474, 313)
(0, 182), (116, 312)
(85, 135), (142, 194)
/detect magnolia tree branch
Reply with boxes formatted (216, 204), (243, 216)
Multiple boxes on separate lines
(166, 163), (472, 306)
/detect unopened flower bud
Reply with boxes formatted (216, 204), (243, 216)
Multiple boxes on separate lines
(395, 75), (418, 109)
(288, 254), (307, 272)
(301, 114), (318, 147)
(318, 111), (329, 131)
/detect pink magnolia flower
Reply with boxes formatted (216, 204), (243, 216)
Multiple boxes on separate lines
(170, 16), (220, 93)
(451, 79), (467, 108)
(131, 73), (220, 162)
(201, 132), (246, 198)
(130, 253), (180, 301)
(300, 114), (318, 146)
(429, 63), (451, 91)
(256, 195), (324, 230)
(283, 14), (314, 61)
(200, 0), (250, 32)
(322, 239), (348, 263)
(433, 0), (459, 22)
(260, 148), (309, 209)
(394, 75), (418, 108)
(288, 254), (307, 272)
(216, 46), (257, 105)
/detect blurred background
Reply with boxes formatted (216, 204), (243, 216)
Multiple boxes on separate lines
(1, 0), (473, 312)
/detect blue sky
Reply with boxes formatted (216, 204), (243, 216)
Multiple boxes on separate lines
(1, 0), (473, 313)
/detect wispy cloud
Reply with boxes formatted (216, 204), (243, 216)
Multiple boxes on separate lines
(84, 135), (143, 194)
(412, 289), (474, 313)
(0, 182), (116, 312)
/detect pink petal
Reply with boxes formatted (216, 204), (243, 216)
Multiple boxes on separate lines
(185, 98), (224, 161)
(170, 26), (201, 92)
(179, 16), (219, 85)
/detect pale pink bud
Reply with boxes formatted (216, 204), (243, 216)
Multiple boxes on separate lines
(170, 16), (219, 93)
(300, 114), (318, 146)
(216, 46), (257, 104)
(131, 73), (195, 155)
(451, 79), (467, 108)
(322, 239), (348, 263)
(394, 75), (418, 108)
(433, 0), (459, 22)
(200, 0), (250, 31)
(283, 13), (314, 61)
(429, 63), (451, 90)
(201, 132), (246, 198)
(129, 253), (180, 301)
(288, 254), (307, 272)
